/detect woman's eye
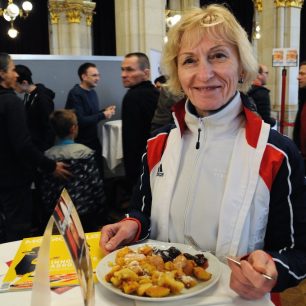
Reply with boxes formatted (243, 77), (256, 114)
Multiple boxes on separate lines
(182, 57), (196, 65)
(209, 52), (227, 61)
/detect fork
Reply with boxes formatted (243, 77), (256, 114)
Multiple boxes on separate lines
(184, 235), (215, 255)
(226, 256), (276, 281)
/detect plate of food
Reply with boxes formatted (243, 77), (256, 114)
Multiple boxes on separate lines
(96, 241), (221, 301)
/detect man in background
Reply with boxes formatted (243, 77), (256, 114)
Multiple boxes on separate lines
(65, 62), (116, 178)
(248, 64), (276, 127)
(15, 64), (55, 151)
(0, 53), (69, 242)
(121, 52), (159, 192)
(15, 64), (56, 232)
(293, 61), (306, 174)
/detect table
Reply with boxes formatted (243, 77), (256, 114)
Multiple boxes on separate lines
(0, 240), (274, 306)
(102, 120), (123, 171)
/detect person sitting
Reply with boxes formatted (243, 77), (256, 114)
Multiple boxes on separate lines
(99, 4), (306, 300)
(39, 109), (106, 232)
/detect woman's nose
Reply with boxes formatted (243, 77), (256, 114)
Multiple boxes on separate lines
(196, 60), (214, 81)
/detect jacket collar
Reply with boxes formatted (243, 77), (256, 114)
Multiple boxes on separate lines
(172, 92), (263, 148)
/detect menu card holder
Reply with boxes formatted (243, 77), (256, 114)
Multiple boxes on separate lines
(31, 189), (94, 306)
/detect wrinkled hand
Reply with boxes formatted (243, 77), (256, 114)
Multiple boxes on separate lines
(99, 220), (139, 255)
(104, 105), (116, 119)
(228, 250), (278, 300)
(53, 162), (71, 180)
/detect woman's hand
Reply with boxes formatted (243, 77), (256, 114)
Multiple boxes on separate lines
(99, 220), (139, 255)
(228, 250), (278, 300)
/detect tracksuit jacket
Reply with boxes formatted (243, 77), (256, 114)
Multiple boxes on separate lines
(126, 92), (306, 292)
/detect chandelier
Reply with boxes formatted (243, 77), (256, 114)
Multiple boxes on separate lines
(0, 0), (33, 38)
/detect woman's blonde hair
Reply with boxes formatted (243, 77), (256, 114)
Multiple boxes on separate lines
(162, 4), (258, 95)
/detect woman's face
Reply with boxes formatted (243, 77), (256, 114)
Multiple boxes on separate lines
(177, 34), (241, 116)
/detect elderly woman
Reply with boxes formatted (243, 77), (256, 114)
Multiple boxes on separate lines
(100, 4), (306, 299)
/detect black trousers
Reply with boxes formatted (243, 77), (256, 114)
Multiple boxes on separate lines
(0, 185), (33, 243)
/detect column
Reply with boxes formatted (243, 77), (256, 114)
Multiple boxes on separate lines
(48, 0), (96, 55)
(114, 0), (166, 56)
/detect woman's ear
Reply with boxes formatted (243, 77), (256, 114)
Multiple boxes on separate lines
(238, 70), (245, 84)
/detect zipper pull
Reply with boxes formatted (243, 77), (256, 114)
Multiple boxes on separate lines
(196, 128), (201, 149)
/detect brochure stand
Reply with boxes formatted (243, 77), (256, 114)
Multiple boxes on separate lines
(30, 189), (94, 306)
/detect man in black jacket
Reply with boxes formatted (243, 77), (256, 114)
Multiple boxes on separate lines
(248, 64), (276, 127)
(15, 64), (55, 151)
(0, 53), (70, 242)
(121, 52), (159, 192)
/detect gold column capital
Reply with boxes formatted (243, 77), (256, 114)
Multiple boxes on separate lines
(65, 0), (83, 24)
(48, 0), (96, 25)
(274, 0), (286, 7)
(274, 0), (304, 7)
(253, 0), (263, 12)
(48, 0), (65, 24)
(83, 1), (96, 26)
(285, 0), (304, 7)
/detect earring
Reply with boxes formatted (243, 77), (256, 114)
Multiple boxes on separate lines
(238, 76), (244, 84)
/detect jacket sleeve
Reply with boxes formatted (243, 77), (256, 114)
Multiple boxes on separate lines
(127, 152), (152, 240)
(65, 90), (105, 127)
(264, 132), (306, 291)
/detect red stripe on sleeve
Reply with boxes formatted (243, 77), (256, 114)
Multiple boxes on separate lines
(260, 145), (284, 190)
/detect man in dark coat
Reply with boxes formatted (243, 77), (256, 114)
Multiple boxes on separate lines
(0, 53), (70, 242)
(248, 64), (276, 127)
(121, 52), (159, 191)
(293, 61), (306, 173)
(15, 65), (55, 152)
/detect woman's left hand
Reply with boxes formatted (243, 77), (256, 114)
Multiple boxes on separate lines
(228, 250), (278, 300)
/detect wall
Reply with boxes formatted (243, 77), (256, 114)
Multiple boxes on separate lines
(11, 55), (126, 120)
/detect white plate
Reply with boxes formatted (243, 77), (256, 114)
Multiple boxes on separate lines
(96, 242), (221, 302)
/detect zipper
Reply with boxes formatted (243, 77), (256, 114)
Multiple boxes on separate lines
(195, 118), (203, 149)
(184, 117), (204, 241)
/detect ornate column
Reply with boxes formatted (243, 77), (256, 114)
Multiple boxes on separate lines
(48, 0), (96, 55)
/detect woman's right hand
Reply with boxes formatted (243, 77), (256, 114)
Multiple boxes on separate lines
(99, 220), (139, 254)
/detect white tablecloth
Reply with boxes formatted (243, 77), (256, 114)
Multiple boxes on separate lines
(0, 240), (274, 306)
(102, 120), (123, 170)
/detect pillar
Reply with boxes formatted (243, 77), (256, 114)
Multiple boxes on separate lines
(48, 0), (96, 55)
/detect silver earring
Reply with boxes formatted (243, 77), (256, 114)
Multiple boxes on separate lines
(238, 76), (244, 84)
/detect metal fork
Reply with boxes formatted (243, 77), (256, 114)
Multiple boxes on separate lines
(226, 256), (276, 281)
(184, 235), (215, 255)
